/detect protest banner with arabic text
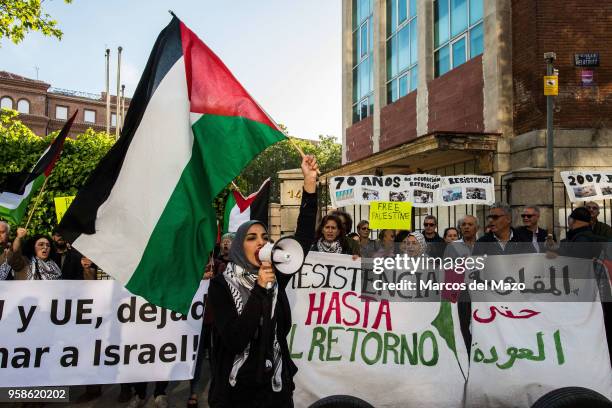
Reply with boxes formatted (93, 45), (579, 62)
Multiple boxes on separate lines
(465, 254), (612, 407)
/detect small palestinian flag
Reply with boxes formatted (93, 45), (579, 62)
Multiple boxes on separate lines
(223, 178), (271, 233)
(58, 17), (286, 313)
(0, 112), (76, 225)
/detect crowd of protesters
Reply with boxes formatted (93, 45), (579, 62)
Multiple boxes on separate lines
(0, 195), (610, 407)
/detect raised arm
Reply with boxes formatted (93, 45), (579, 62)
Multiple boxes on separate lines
(294, 155), (318, 254)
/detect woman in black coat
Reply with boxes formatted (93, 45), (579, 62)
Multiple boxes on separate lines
(207, 156), (318, 408)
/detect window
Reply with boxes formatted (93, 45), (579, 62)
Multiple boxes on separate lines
(84, 109), (96, 123)
(111, 113), (117, 127)
(55, 105), (68, 120)
(386, 0), (418, 104)
(1, 96), (13, 110)
(17, 99), (30, 114)
(352, 0), (374, 123)
(434, 0), (483, 77)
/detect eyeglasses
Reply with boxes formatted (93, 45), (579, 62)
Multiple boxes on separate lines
(35, 243), (51, 248)
(521, 214), (535, 218)
(489, 214), (505, 220)
(424, 223), (435, 227)
(359, 226), (369, 230)
(586, 206), (599, 210)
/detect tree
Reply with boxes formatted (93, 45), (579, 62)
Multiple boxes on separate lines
(0, 0), (73, 45)
(0, 108), (114, 235)
(236, 133), (342, 202)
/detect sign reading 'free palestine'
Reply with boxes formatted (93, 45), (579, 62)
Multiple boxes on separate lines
(369, 201), (412, 230)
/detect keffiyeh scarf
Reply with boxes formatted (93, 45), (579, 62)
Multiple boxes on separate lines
(223, 262), (283, 392)
(27, 257), (61, 280)
(316, 238), (342, 253)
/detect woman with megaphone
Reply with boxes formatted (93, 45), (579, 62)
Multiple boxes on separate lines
(207, 155), (319, 408)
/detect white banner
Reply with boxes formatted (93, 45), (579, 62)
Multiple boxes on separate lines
(286, 252), (469, 408)
(0, 281), (206, 386)
(465, 254), (612, 407)
(329, 174), (494, 208)
(560, 170), (612, 202)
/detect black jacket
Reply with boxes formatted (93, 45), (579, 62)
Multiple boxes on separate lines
(473, 228), (536, 256)
(52, 248), (85, 280)
(208, 190), (317, 407)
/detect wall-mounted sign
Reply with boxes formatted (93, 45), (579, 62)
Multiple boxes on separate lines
(574, 53), (599, 67)
(581, 69), (594, 86)
(543, 76), (558, 96)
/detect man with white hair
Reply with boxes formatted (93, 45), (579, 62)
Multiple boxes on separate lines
(0, 220), (14, 280)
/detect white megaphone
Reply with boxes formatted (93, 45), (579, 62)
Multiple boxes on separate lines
(255, 236), (305, 289)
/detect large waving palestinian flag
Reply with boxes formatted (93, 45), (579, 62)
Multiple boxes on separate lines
(58, 17), (286, 313)
(223, 178), (270, 233)
(0, 112), (75, 225)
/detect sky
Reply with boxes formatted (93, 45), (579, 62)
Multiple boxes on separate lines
(0, 0), (341, 140)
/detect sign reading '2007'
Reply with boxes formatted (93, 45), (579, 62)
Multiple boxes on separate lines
(560, 171), (612, 202)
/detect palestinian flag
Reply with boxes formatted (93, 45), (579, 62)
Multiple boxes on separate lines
(0, 112), (75, 224)
(223, 178), (270, 233)
(57, 17), (286, 313)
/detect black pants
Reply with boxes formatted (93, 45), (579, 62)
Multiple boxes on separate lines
(132, 381), (168, 399)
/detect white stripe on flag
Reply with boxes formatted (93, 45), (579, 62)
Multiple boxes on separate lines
(0, 179), (36, 210)
(73, 57), (193, 283)
(228, 204), (250, 233)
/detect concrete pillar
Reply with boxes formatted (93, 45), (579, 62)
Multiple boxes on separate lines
(278, 168), (305, 236)
(416, 0), (433, 136)
(341, 0), (353, 164)
(501, 168), (555, 233)
(372, 0), (386, 153)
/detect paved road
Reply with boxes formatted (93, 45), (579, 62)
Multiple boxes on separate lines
(3, 361), (211, 408)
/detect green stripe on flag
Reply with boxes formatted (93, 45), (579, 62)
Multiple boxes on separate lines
(0, 174), (45, 225)
(126, 114), (285, 313)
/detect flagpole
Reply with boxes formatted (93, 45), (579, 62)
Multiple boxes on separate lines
(23, 177), (50, 230)
(287, 137), (321, 175)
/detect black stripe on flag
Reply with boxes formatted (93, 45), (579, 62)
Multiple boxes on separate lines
(57, 18), (183, 243)
(250, 178), (270, 229)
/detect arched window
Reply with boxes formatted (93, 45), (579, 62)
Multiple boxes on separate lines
(17, 99), (30, 114)
(1, 96), (13, 110)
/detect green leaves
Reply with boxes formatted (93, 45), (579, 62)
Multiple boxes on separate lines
(0, 108), (114, 235)
(0, 0), (73, 46)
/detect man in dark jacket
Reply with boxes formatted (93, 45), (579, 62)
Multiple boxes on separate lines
(561, 207), (611, 365)
(473, 203), (534, 256)
(51, 230), (96, 280)
(516, 205), (556, 252)
(585, 201), (612, 239)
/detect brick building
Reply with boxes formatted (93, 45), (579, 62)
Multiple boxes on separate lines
(0, 71), (130, 138)
(328, 0), (612, 234)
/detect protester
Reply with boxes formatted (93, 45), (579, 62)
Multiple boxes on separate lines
(207, 155), (318, 407)
(422, 215), (443, 243)
(404, 231), (428, 257)
(51, 230), (96, 280)
(516, 205), (556, 252)
(356, 220), (376, 257)
(215, 232), (235, 275)
(311, 214), (358, 255)
(8, 227), (61, 280)
(375, 229), (396, 257)
(0, 221), (13, 280)
(456, 215), (479, 253)
(585, 201), (612, 238)
(331, 209), (360, 255)
(473, 203), (533, 256)
(443, 227), (460, 243)
(560, 207), (612, 365)
(484, 215), (494, 235)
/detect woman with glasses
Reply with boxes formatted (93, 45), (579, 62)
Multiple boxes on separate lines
(8, 227), (61, 280)
(356, 220), (376, 257)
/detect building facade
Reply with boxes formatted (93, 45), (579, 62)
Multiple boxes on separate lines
(333, 0), (612, 235)
(0, 71), (130, 138)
